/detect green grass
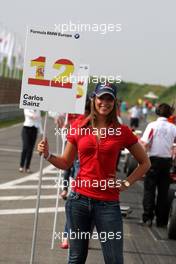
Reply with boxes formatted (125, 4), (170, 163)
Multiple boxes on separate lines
(117, 82), (167, 105)
(159, 84), (176, 103)
(0, 111), (45, 129)
(87, 80), (173, 105)
(88, 79), (176, 105)
(0, 116), (24, 129)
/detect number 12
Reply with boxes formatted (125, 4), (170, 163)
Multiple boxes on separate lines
(28, 56), (74, 89)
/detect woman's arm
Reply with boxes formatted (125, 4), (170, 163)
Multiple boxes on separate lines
(37, 139), (77, 170)
(125, 142), (151, 185)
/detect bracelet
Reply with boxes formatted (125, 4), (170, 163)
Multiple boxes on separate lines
(45, 152), (52, 161)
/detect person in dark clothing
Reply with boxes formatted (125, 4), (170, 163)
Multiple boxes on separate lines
(19, 109), (43, 173)
(141, 103), (176, 227)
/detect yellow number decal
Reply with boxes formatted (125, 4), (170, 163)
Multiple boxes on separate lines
(76, 81), (84, 98)
(28, 56), (50, 86)
(51, 59), (74, 88)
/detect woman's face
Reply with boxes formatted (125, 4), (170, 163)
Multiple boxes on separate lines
(95, 94), (115, 116)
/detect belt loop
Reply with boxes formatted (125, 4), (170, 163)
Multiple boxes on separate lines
(75, 193), (80, 200)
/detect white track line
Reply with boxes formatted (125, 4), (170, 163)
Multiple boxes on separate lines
(0, 185), (57, 189)
(0, 147), (38, 154)
(0, 195), (60, 201)
(0, 123), (22, 132)
(0, 164), (54, 188)
(0, 148), (21, 153)
(27, 177), (58, 181)
(44, 170), (62, 175)
(0, 207), (65, 215)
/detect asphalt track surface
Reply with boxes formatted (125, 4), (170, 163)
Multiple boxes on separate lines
(0, 117), (176, 264)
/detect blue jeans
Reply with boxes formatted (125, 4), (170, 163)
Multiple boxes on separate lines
(65, 192), (123, 264)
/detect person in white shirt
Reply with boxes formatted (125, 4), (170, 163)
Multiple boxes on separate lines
(129, 103), (142, 129)
(140, 103), (176, 227)
(19, 109), (43, 173)
(142, 105), (148, 123)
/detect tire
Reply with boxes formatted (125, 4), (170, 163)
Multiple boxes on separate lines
(168, 198), (176, 239)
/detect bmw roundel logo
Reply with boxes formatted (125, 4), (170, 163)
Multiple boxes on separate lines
(74, 33), (80, 39)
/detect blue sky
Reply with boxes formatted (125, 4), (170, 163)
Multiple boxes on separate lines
(1, 0), (176, 86)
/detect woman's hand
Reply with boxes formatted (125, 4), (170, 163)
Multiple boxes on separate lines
(118, 182), (129, 192)
(60, 190), (68, 200)
(37, 138), (49, 158)
(126, 142), (151, 184)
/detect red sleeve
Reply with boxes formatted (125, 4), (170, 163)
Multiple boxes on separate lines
(66, 121), (80, 148)
(123, 125), (138, 148)
(67, 116), (88, 147)
(67, 134), (77, 147)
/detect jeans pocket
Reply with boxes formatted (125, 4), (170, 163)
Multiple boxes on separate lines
(68, 192), (80, 200)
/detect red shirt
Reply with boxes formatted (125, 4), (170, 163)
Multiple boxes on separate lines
(67, 121), (138, 201)
(168, 115), (176, 125)
(68, 114), (81, 125)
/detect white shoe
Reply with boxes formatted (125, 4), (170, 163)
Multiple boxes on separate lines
(25, 169), (32, 173)
(19, 167), (24, 173)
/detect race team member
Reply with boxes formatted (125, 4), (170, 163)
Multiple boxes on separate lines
(140, 103), (176, 227)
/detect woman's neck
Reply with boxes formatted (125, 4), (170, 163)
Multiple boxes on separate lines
(94, 115), (107, 128)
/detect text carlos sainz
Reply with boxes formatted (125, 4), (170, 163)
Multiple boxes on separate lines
(22, 94), (43, 107)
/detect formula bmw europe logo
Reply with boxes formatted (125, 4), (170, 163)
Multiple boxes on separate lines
(74, 33), (80, 39)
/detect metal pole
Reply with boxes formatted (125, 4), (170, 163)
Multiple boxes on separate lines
(30, 111), (48, 264)
(51, 113), (68, 249)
